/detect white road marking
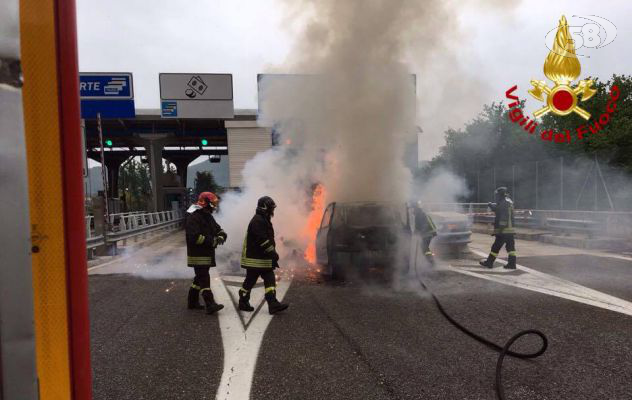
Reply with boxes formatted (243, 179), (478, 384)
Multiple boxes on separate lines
(86, 238), (292, 398)
(469, 232), (632, 262)
(458, 249), (632, 317)
(211, 271), (291, 400)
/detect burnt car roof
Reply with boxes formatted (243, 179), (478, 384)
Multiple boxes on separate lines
(332, 201), (399, 207)
(330, 201), (406, 228)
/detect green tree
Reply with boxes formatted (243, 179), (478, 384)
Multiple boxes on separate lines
(539, 75), (632, 173)
(424, 74), (632, 209)
(119, 158), (152, 211)
(427, 102), (552, 176)
(194, 171), (221, 195)
(429, 74), (632, 174)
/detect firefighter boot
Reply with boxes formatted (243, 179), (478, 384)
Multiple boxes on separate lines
(265, 290), (288, 315)
(479, 253), (496, 268)
(187, 285), (205, 310)
(238, 288), (255, 312)
(505, 255), (517, 270)
(201, 289), (224, 315)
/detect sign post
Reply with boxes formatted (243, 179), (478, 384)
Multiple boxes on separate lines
(96, 112), (110, 236)
(79, 72), (135, 245)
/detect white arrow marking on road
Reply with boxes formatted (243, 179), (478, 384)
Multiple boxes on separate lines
(455, 249), (632, 317)
(211, 271), (291, 400)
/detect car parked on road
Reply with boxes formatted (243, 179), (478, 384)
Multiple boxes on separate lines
(425, 211), (472, 254)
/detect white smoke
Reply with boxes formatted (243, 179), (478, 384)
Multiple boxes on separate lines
(103, 0), (519, 277)
(215, 0), (509, 262)
(0, 0), (20, 58)
(415, 168), (469, 205)
(215, 146), (321, 264)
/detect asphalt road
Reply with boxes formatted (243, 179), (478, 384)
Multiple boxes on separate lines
(90, 247), (224, 400)
(90, 234), (632, 399)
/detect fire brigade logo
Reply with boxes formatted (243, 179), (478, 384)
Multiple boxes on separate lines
(528, 15), (596, 120)
(503, 14), (620, 144)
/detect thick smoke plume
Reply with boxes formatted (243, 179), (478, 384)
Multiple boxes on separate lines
(217, 1), (424, 261)
(106, 1), (518, 277)
(216, 0), (513, 263)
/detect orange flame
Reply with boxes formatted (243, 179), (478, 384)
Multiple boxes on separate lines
(303, 184), (326, 263)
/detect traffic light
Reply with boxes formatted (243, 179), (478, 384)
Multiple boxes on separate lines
(105, 139), (113, 147)
(201, 139), (208, 146)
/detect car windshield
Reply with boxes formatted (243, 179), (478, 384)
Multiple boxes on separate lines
(345, 205), (402, 227)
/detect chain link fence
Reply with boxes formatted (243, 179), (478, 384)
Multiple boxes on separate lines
(464, 157), (632, 211)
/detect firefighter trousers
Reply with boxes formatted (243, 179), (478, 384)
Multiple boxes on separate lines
(241, 269), (276, 293)
(193, 266), (211, 290)
(422, 236), (433, 254)
(490, 234), (516, 256)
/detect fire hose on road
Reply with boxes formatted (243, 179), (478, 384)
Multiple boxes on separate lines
(412, 238), (548, 400)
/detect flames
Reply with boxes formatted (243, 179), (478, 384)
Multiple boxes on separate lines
(303, 184), (326, 263)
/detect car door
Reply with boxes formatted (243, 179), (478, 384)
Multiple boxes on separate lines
(315, 203), (334, 265)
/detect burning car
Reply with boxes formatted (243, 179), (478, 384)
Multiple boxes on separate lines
(315, 202), (410, 279)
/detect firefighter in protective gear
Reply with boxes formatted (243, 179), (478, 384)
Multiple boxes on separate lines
(480, 187), (517, 269)
(238, 196), (289, 315)
(414, 205), (437, 264)
(185, 192), (227, 314)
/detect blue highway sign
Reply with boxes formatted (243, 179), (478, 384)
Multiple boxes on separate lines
(80, 72), (135, 118)
(161, 101), (178, 117)
(81, 100), (135, 119)
(79, 73), (133, 99)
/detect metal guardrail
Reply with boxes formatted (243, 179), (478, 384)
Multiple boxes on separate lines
(423, 202), (490, 214)
(85, 210), (184, 250)
(85, 215), (105, 249)
(107, 211), (144, 227)
(472, 212), (602, 236)
(109, 210), (184, 241)
(425, 203), (632, 239)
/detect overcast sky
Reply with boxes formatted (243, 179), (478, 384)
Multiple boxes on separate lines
(75, 0), (631, 159)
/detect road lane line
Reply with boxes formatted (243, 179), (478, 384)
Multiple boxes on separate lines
(459, 249), (632, 317)
(469, 239), (632, 263)
(212, 270), (291, 400)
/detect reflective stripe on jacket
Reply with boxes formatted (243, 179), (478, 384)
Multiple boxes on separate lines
(185, 207), (226, 267)
(241, 212), (279, 269)
(493, 198), (515, 234)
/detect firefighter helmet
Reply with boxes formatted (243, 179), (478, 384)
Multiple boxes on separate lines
(257, 196), (277, 217)
(494, 187), (508, 200)
(197, 192), (219, 209)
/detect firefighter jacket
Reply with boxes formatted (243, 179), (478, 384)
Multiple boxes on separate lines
(185, 205), (227, 267)
(241, 211), (279, 269)
(490, 197), (515, 234)
(414, 207), (437, 238)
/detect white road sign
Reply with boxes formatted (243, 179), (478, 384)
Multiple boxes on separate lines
(159, 73), (234, 118)
(159, 73), (233, 100)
